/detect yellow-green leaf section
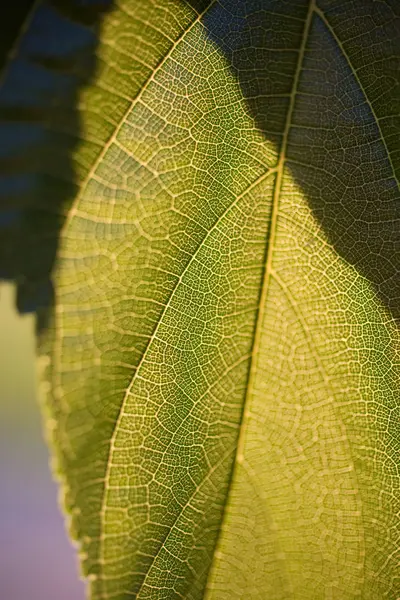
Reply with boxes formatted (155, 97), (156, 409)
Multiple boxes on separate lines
(33, 0), (400, 599)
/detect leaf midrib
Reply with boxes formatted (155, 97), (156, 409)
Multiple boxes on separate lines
(203, 1), (316, 596)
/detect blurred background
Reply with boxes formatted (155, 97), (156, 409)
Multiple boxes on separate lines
(0, 283), (85, 600)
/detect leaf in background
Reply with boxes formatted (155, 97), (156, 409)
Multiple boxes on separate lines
(1, 0), (400, 599)
(0, 0), (113, 318)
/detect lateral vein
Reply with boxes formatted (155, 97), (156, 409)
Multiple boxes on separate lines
(314, 5), (400, 192)
(58, 0), (218, 243)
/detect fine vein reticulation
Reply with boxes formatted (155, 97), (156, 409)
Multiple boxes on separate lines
(1, 0), (399, 599)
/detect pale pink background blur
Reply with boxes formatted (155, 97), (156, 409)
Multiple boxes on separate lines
(0, 283), (85, 600)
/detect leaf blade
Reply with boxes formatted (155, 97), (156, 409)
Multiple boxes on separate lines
(1, 0), (399, 598)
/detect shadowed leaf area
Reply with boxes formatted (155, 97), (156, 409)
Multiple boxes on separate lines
(196, 0), (400, 321)
(1, 1), (399, 599)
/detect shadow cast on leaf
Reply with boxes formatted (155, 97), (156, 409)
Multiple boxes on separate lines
(189, 0), (400, 322)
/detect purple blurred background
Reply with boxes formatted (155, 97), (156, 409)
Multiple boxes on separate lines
(0, 283), (85, 600)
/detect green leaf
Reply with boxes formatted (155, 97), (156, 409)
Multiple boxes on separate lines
(3, 0), (400, 598)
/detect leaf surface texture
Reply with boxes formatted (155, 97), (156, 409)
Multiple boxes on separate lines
(1, 1), (399, 598)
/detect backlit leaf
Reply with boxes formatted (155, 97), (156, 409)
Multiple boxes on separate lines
(1, 1), (399, 598)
